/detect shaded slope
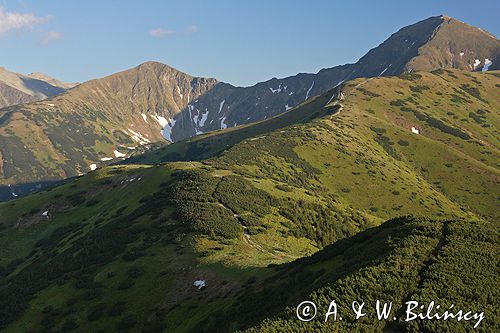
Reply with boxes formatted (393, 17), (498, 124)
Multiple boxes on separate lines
(240, 217), (499, 333)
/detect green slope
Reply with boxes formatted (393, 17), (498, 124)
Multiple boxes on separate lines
(0, 70), (497, 332)
(132, 70), (500, 222)
(239, 217), (499, 333)
(0, 175), (497, 332)
(0, 160), (376, 332)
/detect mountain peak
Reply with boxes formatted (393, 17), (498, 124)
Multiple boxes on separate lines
(0, 66), (73, 108)
(137, 60), (172, 69)
(135, 61), (189, 76)
(406, 14), (499, 72)
(350, 14), (499, 77)
(27, 72), (78, 89)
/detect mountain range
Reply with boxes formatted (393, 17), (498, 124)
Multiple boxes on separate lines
(0, 14), (498, 333)
(0, 67), (76, 109)
(0, 70), (497, 332)
(0, 15), (499, 186)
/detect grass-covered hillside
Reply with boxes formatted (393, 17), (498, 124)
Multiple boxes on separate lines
(240, 216), (499, 333)
(0, 69), (497, 332)
(0, 160), (379, 332)
(0, 170), (497, 332)
(133, 69), (500, 222)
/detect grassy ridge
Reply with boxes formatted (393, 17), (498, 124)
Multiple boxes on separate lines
(0, 70), (497, 332)
(134, 70), (499, 221)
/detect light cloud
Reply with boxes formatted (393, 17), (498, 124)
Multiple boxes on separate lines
(149, 28), (175, 38)
(0, 7), (50, 35)
(149, 25), (198, 38)
(40, 30), (61, 45)
(185, 25), (198, 34)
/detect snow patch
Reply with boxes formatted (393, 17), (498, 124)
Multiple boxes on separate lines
(334, 80), (345, 88)
(460, 51), (464, 56)
(176, 86), (183, 99)
(285, 104), (292, 111)
(379, 66), (389, 76)
(192, 112), (199, 126)
(411, 127), (420, 135)
(327, 93), (336, 105)
(379, 64), (392, 76)
(90, 163), (97, 171)
(141, 113), (148, 123)
(150, 114), (170, 128)
(8, 184), (18, 198)
(305, 81), (315, 100)
(161, 118), (177, 142)
(199, 111), (208, 127)
(100, 157), (113, 161)
(113, 150), (127, 158)
(270, 83), (283, 94)
(127, 128), (151, 145)
(42, 210), (49, 218)
(482, 58), (492, 71)
(193, 280), (206, 290)
(473, 59), (481, 69)
(220, 116), (227, 129)
(219, 100), (225, 113)
(191, 108), (209, 133)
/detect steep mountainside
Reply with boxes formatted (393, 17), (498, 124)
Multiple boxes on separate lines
(1, 16), (498, 186)
(0, 67), (76, 108)
(0, 62), (218, 184)
(134, 70), (500, 222)
(169, 15), (499, 140)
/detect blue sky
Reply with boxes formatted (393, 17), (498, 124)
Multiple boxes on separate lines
(1, 0), (498, 87)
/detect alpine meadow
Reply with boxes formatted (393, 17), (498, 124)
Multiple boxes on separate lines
(0, 5), (498, 333)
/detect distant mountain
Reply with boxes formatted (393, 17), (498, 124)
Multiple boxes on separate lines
(170, 15), (499, 140)
(0, 62), (218, 184)
(0, 67), (76, 108)
(1, 15), (498, 185)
